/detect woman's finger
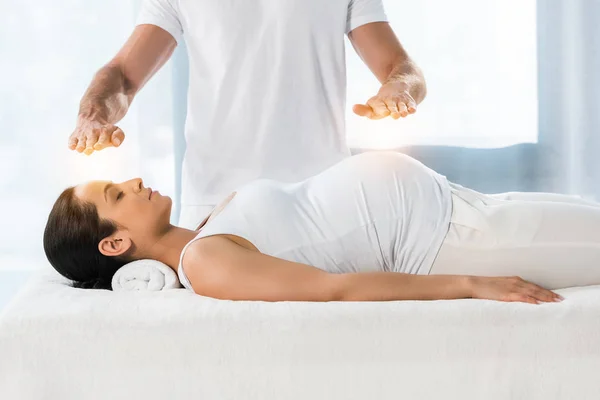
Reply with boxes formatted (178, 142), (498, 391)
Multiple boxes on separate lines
(524, 295), (541, 305)
(507, 292), (539, 305)
(526, 283), (563, 302)
(526, 288), (555, 303)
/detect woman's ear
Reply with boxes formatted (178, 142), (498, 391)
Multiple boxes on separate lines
(98, 234), (132, 257)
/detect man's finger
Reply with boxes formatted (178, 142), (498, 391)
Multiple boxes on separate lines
(85, 132), (99, 155)
(406, 99), (417, 114)
(94, 130), (110, 150)
(75, 137), (86, 153)
(397, 102), (409, 118)
(111, 128), (125, 147)
(68, 135), (79, 150)
(385, 99), (400, 119)
(353, 104), (373, 118)
(94, 126), (116, 150)
(367, 97), (390, 119)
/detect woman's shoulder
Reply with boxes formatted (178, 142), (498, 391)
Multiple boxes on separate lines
(183, 234), (259, 275)
(180, 234), (258, 295)
(188, 234), (259, 258)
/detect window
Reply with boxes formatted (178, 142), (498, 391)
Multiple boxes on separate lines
(345, 0), (538, 149)
(0, 1), (175, 270)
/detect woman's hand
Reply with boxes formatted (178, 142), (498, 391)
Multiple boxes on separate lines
(469, 275), (564, 304)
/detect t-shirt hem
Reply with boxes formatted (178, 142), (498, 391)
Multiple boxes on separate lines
(136, 17), (183, 44)
(346, 14), (388, 34)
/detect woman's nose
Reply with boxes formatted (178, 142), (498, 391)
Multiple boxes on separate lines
(127, 178), (143, 192)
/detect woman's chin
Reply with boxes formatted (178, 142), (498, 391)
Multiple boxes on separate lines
(162, 196), (174, 218)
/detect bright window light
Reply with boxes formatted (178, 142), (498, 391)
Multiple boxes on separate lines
(345, 0), (538, 149)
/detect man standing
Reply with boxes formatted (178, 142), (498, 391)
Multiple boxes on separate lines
(68, 0), (426, 229)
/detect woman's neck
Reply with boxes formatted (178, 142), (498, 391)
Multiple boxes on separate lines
(143, 202), (222, 270)
(144, 225), (200, 272)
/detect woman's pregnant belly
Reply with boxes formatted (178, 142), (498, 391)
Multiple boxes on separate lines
(238, 151), (452, 275)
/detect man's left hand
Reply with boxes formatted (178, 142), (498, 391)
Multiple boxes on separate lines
(353, 81), (417, 120)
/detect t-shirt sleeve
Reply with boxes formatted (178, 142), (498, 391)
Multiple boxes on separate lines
(345, 0), (388, 34)
(136, 0), (183, 43)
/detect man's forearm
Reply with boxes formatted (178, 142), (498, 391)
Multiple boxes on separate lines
(336, 272), (472, 301)
(385, 59), (427, 105)
(78, 64), (135, 124)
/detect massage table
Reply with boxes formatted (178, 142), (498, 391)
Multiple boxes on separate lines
(1, 268), (600, 399)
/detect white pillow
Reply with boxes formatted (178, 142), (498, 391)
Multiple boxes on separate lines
(111, 259), (182, 292)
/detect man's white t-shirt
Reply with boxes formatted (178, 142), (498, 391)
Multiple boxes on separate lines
(137, 0), (388, 207)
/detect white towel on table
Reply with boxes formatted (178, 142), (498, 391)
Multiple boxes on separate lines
(111, 259), (182, 291)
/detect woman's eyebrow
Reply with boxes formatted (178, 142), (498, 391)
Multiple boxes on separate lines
(103, 183), (114, 203)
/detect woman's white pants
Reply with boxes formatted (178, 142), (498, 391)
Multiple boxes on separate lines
(429, 182), (600, 290)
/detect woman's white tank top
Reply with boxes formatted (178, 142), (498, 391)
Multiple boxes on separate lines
(178, 151), (453, 291)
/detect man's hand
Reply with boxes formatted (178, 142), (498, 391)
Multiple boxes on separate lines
(353, 81), (417, 120)
(67, 25), (178, 156)
(68, 116), (125, 156)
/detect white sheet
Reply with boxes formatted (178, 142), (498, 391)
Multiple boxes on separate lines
(1, 268), (600, 400)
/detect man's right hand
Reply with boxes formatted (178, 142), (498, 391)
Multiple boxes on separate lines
(67, 24), (178, 156)
(68, 117), (125, 155)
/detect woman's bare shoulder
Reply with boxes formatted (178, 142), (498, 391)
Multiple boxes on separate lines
(182, 235), (258, 280)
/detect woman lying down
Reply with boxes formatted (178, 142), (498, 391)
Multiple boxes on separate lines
(44, 151), (600, 304)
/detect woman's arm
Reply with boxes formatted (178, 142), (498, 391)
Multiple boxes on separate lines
(182, 236), (472, 302)
(183, 236), (562, 303)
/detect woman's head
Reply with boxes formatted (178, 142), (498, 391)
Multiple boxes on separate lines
(43, 178), (172, 289)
